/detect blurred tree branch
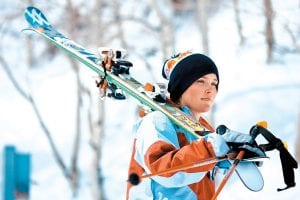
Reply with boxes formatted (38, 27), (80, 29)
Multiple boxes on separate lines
(150, 0), (175, 59)
(196, 0), (209, 54)
(233, 0), (245, 46)
(263, 0), (275, 63)
(284, 23), (300, 52)
(0, 54), (69, 178)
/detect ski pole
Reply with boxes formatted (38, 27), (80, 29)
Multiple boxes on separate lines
(128, 155), (232, 186)
(211, 150), (245, 200)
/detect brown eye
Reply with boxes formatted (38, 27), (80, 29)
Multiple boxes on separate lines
(211, 82), (218, 86)
(196, 79), (205, 84)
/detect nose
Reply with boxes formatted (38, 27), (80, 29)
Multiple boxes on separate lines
(204, 83), (215, 93)
(205, 88), (213, 94)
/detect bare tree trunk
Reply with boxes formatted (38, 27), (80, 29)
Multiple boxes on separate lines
(25, 34), (34, 67)
(91, 0), (104, 47)
(88, 96), (105, 200)
(150, 0), (175, 59)
(112, 0), (128, 49)
(233, 0), (245, 46)
(88, 1), (106, 199)
(263, 0), (275, 63)
(196, 0), (209, 54)
(284, 23), (300, 52)
(65, 0), (82, 195)
(68, 59), (81, 195)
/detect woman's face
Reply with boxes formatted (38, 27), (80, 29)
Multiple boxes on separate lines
(179, 73), (218, 118)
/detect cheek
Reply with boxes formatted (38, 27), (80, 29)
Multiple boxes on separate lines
(189, 87), (204, 97)
(180, 89), (194, 105)
(184, 88), (202, 104)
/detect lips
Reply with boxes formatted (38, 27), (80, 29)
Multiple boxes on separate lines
(201, 98), (212, 101)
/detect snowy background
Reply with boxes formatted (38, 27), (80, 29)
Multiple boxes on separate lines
(0, 0), (300, 199)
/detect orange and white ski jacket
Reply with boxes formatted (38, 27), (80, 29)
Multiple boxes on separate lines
(126, 106), (230, 200)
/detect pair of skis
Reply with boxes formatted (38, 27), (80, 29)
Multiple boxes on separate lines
(23, 6), (296, 199)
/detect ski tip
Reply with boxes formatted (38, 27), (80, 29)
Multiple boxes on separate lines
(24, 6), (51, 28)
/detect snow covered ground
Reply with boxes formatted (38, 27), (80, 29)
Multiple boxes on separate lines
(1, 1), (300, 200)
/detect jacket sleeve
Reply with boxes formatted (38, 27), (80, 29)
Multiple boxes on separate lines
(134, 111), (218, 187)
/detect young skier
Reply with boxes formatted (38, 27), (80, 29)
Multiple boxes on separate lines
(126, 51), (264, 200)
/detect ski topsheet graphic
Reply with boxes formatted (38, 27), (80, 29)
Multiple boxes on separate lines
(24, 6), (267, 192)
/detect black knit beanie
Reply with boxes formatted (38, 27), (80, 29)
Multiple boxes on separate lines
(162, 52), (219, 102)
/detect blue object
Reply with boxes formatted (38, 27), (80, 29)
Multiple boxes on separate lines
(3, 145), (31, 200)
